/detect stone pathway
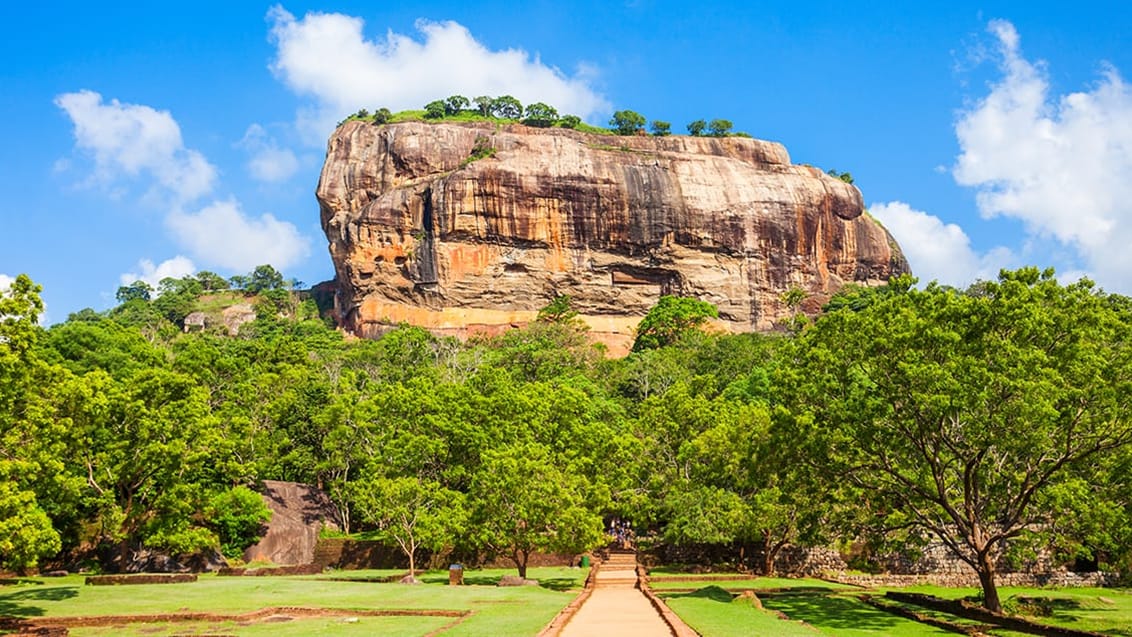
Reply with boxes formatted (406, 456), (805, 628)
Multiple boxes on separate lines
(559, 549), (683, 637)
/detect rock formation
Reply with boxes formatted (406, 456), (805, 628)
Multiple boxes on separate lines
(317, 120), (908, 354)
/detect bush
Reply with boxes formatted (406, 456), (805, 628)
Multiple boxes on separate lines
(205, 486), (272, 560)
(610, 110), (646, 135)
(559, 114), (582, 129)
(424, 100), (447, 119)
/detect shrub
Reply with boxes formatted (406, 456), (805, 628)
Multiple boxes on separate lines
(424, 100), (447, 119)
(205, 486), (272, 560)
(610, 110), (646, 135)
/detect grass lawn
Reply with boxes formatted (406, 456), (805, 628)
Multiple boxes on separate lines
(0, 567), (587, 636)
(660, 587), (820, 636)
(758, 591), (958, 636)
(893, 584), (1132, 636)
(647, 574), (856, 592)
(69, 615), (452, 637)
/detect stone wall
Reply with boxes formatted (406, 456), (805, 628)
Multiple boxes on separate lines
(828, 571), (1119, 589)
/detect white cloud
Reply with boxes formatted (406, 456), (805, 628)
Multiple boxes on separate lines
(267, 6), (610, 141)
(167, 199), (310, 271)
(55, 90), (217, 202)
(238, 124), (300, 183)
(0, 274), (13, 294)
(870, 201), (1013, 287)
(119, 256), (196, 289)
(953, 20), (1132, 292)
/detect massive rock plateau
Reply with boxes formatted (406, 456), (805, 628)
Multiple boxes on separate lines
(318, 120), (908, 354)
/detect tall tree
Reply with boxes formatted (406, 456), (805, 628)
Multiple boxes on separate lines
(780, 268), (1132, 612)
(469, 444), (604, 578)
(490, 95), (522, 119)
(632, 296), (718, 352)
(0, 275), (63, 571)
(349, 475), (466, 580)
(609, 110), (646, 135)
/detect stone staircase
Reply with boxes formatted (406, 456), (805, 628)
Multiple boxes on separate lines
(594, 548), (639, 588)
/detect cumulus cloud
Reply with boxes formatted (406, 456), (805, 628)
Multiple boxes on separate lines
(870, 201), (1013, 288)
(953, 20), (1132, 291)
(0, 274), (13, 293)
(55, 90), (217, 202)
(267, 6), (610, 141)
(119, 256), (196, 289)
(166, 199), (310, 271)
(238, 124), (300, 183)
(57, 91), (313, 276)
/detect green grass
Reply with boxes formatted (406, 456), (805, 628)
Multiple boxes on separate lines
(70, 615), (451, 637)
(892, 585), (1132, 636)
(0, 568), (585, 636)
(758, 592), (958, 636)
(660, 587), (819, 636)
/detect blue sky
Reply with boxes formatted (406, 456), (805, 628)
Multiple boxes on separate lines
(2, 1), (1131, 321)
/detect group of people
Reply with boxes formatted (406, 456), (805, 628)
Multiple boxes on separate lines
(608, 518), (634, 549)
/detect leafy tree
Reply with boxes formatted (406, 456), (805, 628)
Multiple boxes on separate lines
(609, 110), (646, 136)
(632, 296), (719, 352)
(116, 280), (153, 303)
(444, 95), (470, 116)
(537, 295), (579, 325)
(708, 119), (733, 137)
(0, 463), (60, 572)
(349, 475), (466, 579)
(779, 268), (1132, 612)
(0, 275), (63, 571)
(523, 102), (558, 128)
(424, 100), (447, 119)
(195, 270), (229, 291)
(204, 486), (272, 559)
(373, 107), (393, 124)
(247, 264), (285, 294)
(228, 274), (250, 291)
(650, 120), (671, 136)
(469, 443), (604, 578)
(473, 95), (493, 117)
(491, 95), (522, 119)
(686, 119), (707, 136)
(153, 276), (203, 326)
(559, 114), (582, 129)
(826, 169), (854, 184)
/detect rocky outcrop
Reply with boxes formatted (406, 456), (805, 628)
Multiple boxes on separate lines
(317, 121), (908, 353)
(243, 481), (340, 566)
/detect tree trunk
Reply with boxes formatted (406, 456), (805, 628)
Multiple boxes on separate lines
(976, 552), (1002, 613)
(517, 550), (529, 579)
(761, 531), (782, 576)
(408, 549), (416, 581)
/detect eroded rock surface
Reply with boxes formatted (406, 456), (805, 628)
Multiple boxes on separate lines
(318, 121), (908, 353)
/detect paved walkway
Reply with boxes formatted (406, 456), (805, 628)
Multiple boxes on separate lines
(560, 550), (675, 637)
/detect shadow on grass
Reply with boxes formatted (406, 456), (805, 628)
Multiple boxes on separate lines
(665, 585), (737, 603)
(413, 571), (580, 591)
(762, 592), (920, 632)
(0, 585), (79, 618)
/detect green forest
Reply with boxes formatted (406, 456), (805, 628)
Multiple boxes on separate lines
(3, 266), (1132, 612)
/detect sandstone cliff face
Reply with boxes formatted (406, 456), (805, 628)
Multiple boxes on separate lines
(318, 120), (908, 354)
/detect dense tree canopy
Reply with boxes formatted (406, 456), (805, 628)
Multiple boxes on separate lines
(4, 267), (1132, 599)
(779, 268), (1132, 611)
